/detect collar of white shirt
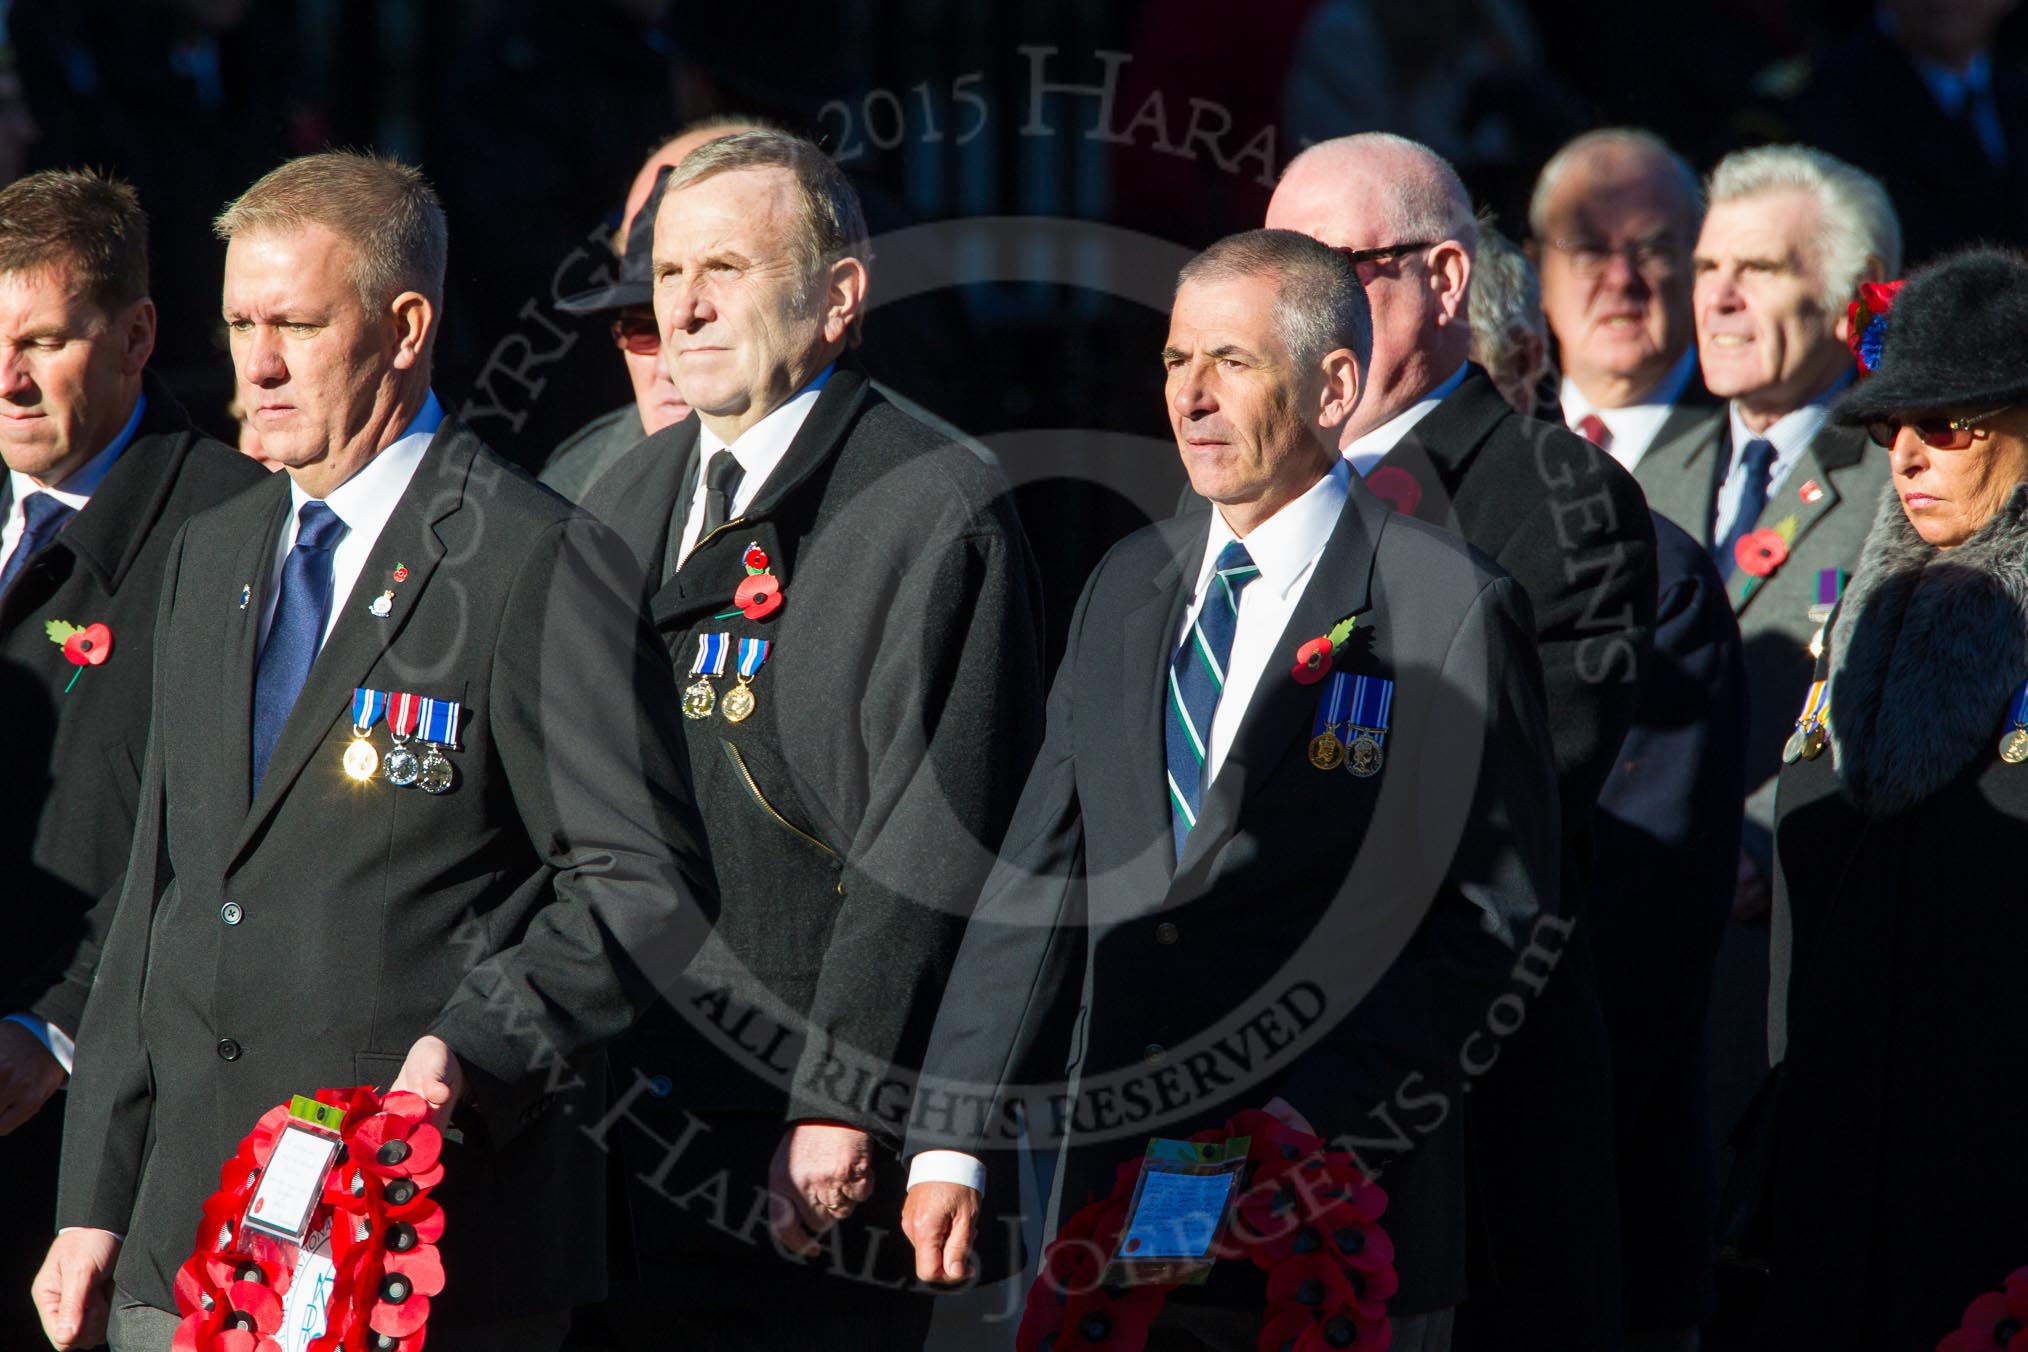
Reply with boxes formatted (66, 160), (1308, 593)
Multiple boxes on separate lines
(289, 390), (444, 542)
(697, 363), (835, 517)
(1193, 459), (1350, 613)
(6, 390), (147, 519)
(1343, 363), (1468, 476)
(264, 391), (443, 650)
(1559, 345), (1699, 470)
(1723, 370), (1849, 480)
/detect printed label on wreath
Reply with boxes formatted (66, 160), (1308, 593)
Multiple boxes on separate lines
(1106, 1136), (1249, 1286)
(277, 1220), (335, 1352)
(242, 1122), (340, 1245)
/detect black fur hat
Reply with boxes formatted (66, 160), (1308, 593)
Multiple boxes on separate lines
(1833, 246), (2028, 423)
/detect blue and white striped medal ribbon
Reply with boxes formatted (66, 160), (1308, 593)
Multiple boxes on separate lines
(684, 632), (730, 720)
(1309, 672), (1353, 770)
(1343, 673), (1394, 778)
(343, 688), (388, 781)
(416, 696), (462, 794)
(722, 637), (771, 724)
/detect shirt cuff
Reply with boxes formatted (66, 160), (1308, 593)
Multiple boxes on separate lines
(4, 1012), (73, 1076)
(908, 1149), (987, 1196)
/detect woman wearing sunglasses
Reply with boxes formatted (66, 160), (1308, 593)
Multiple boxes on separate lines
(1754, 247), (2028, 1348)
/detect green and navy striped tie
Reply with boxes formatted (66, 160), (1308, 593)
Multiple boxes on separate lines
(1164, 540), (1259, 858)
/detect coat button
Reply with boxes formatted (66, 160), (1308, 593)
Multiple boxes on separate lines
(1155, 922), (1179, 945)
(1143, 1043), (1165, 1064)
(220, 902), (243, 926)
(217, 1038), (242, 1062)
(648, 1075), (673, 1099)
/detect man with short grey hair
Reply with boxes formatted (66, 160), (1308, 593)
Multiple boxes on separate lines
(902, 226), (1559, 1352)
(1533, 128), (1711, 472)
(1269, 132), (1658, 1351)
(37, 150), (713, 1352)
(1636, 144), (1897, 1185)
(582, 128), (1044, 1351)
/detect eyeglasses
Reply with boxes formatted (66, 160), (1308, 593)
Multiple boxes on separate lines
(611, 312), (660, 355)
(1548, 235), (1680, 279)
(1865, 407), (2011, 450)
(1337, 241), (1434, 270)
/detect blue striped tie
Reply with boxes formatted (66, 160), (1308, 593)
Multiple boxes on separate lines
(1164, 540), (1260, 858)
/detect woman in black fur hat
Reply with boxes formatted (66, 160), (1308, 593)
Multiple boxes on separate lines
(1757, 247), (2028, 1349)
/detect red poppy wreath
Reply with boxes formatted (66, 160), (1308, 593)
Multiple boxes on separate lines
(174, 1086), (447, 1352)
(1017, 1108), (1395, 1352)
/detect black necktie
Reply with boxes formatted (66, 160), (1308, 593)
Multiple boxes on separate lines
(0, 492), (77, 598)
(700, 449), (745, 541)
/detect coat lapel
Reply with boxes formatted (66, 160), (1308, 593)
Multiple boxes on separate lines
(1172, 480), (1387, 889)
(231, 423), (476, 861)
(218, 479), (293, 828)
(1124, 515), (1202, 883)
(1728, 423), (1865, 616)
(1635, 405), (1727, 544)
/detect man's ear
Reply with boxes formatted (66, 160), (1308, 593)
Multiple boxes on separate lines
(117, 297), (157, 376)
(389, 291), (435, 371)
(1428, 241), (1472, 328)
(1317, 347), (1362, 430)
(820, 256), (870, 347)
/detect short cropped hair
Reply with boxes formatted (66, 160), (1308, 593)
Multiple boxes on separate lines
(0, 169), (150, 313)
(1177, 228), (1374, 372)
(1706, 145), (1902, 311)
(214, 151), (447, 310)
(1528, 127), (1704, 243)
(665, 129), (870, 303)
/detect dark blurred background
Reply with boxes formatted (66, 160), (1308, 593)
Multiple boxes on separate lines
(11, 0), (2027, 651)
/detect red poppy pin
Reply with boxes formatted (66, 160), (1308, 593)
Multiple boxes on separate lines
(1291, 613), (1360, 685)
(732, 540), (784, 621)
(1734, 529), (1788, 578)
(1365, 466), (1423, 516)
(46, 619), (111, 692)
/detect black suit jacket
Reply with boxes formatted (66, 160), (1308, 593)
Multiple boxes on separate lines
(583, 361), (1045, 1296)
(1373, 368), (1656, 1349)
(57, 417), (715, 1322)
(1, 379), (266, 1035)
(0, 380), (262, 1351)
(910, 473), (1561, 1315)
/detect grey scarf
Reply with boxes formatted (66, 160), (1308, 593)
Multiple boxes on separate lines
(1827, 481), (2028, 816)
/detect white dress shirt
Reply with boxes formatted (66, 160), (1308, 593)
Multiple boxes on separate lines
(1711, 381), (1843, 548)
(1558, 346), (1698, 472)
(0, 393), (146, 581)
(259, 392), (442, 653)
(908, 462), (1353, 1198)
(3, 392), (148, 1071)
(675, 364), (834, 563)
(1342, 363), (1467, 476)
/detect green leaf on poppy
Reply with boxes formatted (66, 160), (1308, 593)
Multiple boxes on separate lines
(45, 619), (80, 647)
(1325, 614), (1359, 649)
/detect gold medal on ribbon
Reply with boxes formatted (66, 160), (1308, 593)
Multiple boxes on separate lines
(1799, 724), (1828, 760)
(722, 679), (756, 724)
(1308, 732), (1344, 771)
(2002, 728), (2028, 765)
(343, 738), (380, 781)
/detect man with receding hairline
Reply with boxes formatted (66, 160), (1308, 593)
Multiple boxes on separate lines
(1269, 132), (1657, 1351)
(37, 151), (713, 1352)
(0, 166), (262, 1352)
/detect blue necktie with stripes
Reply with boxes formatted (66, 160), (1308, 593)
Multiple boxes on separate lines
(1164, 540), (1260, 859)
